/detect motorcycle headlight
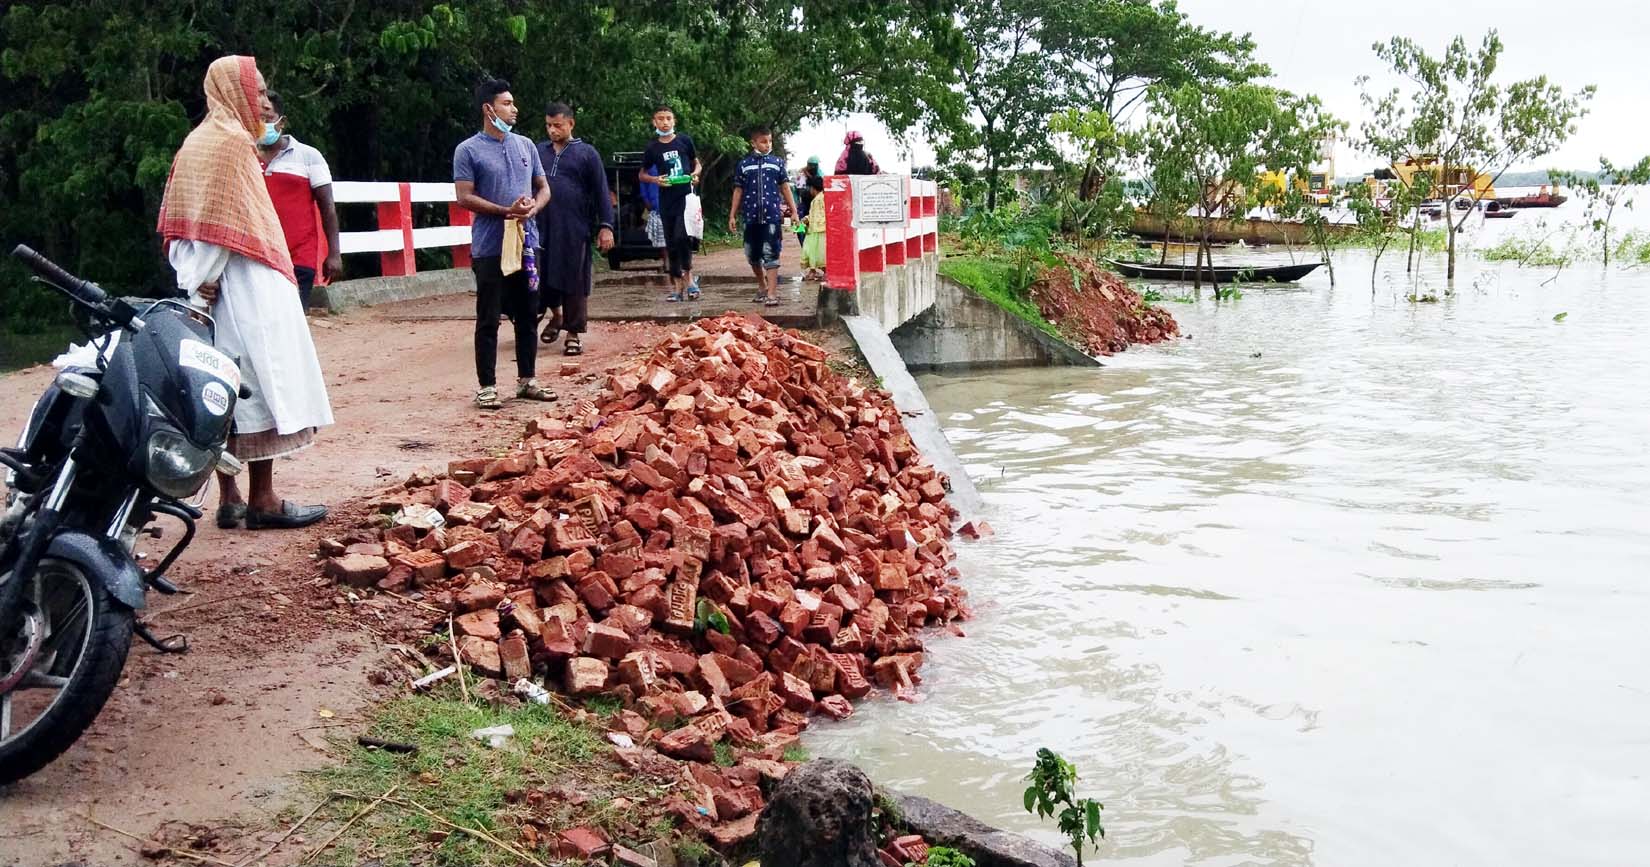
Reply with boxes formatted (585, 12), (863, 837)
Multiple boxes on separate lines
(145, 428), (217, 498)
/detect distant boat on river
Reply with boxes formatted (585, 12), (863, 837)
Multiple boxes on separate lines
(1107, 260), (1323, 284)
(1497, 185), (1567, 208)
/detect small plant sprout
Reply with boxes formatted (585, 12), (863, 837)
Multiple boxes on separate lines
(1023, 748), (1105, 865)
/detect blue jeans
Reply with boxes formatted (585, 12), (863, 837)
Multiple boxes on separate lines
(743, 220), (783, 270)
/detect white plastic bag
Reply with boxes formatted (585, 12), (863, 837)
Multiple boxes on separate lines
(684, 192), (705, 239)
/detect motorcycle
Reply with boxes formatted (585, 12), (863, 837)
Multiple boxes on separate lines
(0, 244), (246, 784)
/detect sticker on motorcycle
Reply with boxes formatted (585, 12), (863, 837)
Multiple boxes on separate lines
(179, 339), (241, 389)
(201, 381), (231, 417)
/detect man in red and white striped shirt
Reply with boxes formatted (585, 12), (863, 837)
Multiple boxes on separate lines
(258, 91), (343, 311)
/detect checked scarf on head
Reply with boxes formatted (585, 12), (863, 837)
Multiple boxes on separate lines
(156, 55), (295, 284)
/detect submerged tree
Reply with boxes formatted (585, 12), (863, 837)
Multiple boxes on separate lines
(1358, 30), (1593, 281)
(1551, 155), (1650, 267)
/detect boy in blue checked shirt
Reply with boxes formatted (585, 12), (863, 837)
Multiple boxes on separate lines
(727, 126), (797, 307)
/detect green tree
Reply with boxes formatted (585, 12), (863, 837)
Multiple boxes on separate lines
(945, 0), (1065, 212)
(1359, 30), (1593, 281)
(0, 0), (960, 342)
(1344, 177), (1430, 292)
(1141, 81), (1337, 289)
(1040, 0), (1264, 199)
(1551, 155), (1650, 267)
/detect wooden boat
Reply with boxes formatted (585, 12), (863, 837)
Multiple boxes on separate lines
(1107, 260), (1323, 284)
(1127, 213), (1357, 245)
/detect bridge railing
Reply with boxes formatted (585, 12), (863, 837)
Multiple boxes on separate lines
(822, 176), (939, 291)
(330, 173), (939, 286)
(332, 181), (473, 276)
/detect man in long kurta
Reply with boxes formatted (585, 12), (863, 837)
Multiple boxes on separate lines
(535, 102), (614, 356)
(157, 55), (333, 530)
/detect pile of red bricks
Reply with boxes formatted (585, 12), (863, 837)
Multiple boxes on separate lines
(324, 315), (972, 848)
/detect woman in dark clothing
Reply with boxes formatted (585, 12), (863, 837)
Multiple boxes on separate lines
(835, 130), (881, 175)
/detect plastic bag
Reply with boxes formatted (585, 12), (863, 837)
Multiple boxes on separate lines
(684, 192), (705, 239)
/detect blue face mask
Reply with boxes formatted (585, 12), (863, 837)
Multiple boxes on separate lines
(258, 123), (280, 147)
(655, 126), (673, 137)
(490, 111), (513, 135)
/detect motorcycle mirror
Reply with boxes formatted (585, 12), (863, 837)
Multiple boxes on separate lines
(216, 451), (245, 477)
(54, 371), (100, 399)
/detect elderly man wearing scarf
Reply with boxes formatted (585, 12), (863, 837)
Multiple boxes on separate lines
(156, 55), (333, 530)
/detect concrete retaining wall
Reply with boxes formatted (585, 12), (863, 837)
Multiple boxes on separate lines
(894, 793), (1076, 867)
(853, 253), (939, 330)
(890, 277), (1099, 372)
(316, 268), (473, 312)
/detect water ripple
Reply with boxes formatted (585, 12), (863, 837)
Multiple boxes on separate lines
(808, 252), (1650, 866)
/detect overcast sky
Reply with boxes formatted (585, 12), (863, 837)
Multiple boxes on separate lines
(790, 0), (1641, 175)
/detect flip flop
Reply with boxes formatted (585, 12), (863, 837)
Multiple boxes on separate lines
(245, 500), (328, 530)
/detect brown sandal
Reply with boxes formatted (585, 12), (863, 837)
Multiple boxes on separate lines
(564, 335), (583, 356)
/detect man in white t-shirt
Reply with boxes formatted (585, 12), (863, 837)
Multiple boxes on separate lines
(258, 91), (343, 311)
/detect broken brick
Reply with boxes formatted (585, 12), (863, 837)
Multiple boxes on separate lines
(564, 657), (610, 695)
(499, 633), (531, 681)
(324, 554), (389, 587)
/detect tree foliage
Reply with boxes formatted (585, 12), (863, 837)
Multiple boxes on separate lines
(1357, 30), (1594, 280)
(1551, 155), (1650, 267)
(1140, 81), (1338, 287)
(0, 0), (958, 333)
(1023, 747), (1105, 866)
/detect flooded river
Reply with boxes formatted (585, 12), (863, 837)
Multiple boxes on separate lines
(808, 241), (1650, 864)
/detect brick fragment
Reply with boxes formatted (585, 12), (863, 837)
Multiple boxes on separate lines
(459, 636), (502, 677)
(656, 725), (714, 762)
(455, 609), (501, 641)
(816, 694), (854, 720)
(558, 827), (610, 859)
(324, 554), (389, 587)
(582, 623), (633, 660)
(499, 633), (531, 680)
(564, 657), (610, 695)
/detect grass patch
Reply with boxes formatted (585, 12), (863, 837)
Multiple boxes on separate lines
(1478, 236), (1570, 267)
(781, 744), (810, 764)
(713, 740), (737, 767)
(937, 256), (1062, 340)
(0, 326), (78, 373)
(299, 686), (671, 866)
(584, 694), (624, 719)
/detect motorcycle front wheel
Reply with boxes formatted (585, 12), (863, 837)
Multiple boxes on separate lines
(0, 558), (133, 784)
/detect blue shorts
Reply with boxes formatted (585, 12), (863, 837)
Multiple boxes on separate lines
(743, 221), (783, 270)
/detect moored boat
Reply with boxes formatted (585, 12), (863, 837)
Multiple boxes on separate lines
(1498, 185), (1567, 208)
(1107, 260), (1323, 284)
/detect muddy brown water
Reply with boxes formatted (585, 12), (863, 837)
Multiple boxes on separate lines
(808, 244), (1650, 866)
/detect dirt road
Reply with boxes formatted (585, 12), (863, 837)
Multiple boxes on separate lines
(0, 296), (671, 865)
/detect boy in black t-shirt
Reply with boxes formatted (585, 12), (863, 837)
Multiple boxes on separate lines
(638, 105), (702, 301)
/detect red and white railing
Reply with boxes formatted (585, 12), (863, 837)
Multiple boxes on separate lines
(333, 181), (473, 276)
(822, 176), (939, 291)
(331, 174), (938, 286)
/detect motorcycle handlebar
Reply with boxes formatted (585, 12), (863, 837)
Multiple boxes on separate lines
(11, 244), (110, 308)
